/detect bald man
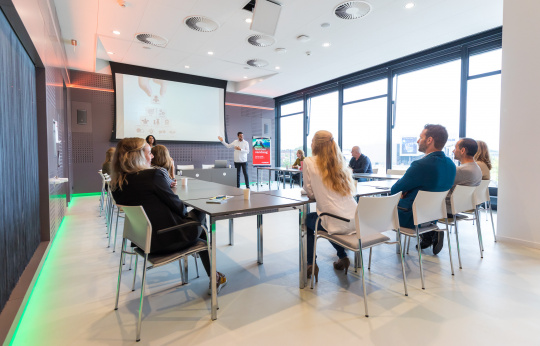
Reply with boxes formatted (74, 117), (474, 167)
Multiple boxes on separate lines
(349, 146), (372, 175)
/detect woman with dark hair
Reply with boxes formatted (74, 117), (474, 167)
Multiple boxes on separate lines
(111, 137), (227, 293)
(303, 130), (357, 281)
(145, 135), (157, 147)
(291, 149), (305, 185)
(102, 147), (115, 176)
(151, 145), (176, 187)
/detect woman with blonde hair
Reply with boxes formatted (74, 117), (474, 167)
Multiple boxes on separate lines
(151, 145), (177, 187)
(304, 130), (357, 280)
(474, 140), (492, 180)
(102, 147), (115, 176)
(111, 137), (227, 293)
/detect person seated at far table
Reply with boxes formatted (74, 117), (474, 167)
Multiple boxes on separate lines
(474, 140), (492, 180)
(102, 147), (115, 176)
(291, 149), (305, 185)
(151, 145), (177, 188)
(349, 146), (372, 181)
(304, 130), (358, 281)
(390, 124), (456, 255)
(111, 138), (228, 294)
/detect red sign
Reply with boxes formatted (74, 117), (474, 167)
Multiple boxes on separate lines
(252, 137), (271, 166)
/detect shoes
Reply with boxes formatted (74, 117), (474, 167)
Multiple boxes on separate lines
(307, 263), (319, 282)
(432, 232), (445, 255)
(208, 272), (227, 295)
(333, 257), (351, 275)
(416, 237), (432, 250)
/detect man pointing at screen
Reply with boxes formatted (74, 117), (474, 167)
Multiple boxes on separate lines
(218, 132), (250, 188)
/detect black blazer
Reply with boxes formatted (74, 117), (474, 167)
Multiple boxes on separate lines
(112, 169), (194, 253)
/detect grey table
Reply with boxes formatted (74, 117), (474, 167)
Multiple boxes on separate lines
(357, 180), (396, 189)
(353, 173), (403, 181)
(184, 193), (306, 320)
(256, 166), (303, 190)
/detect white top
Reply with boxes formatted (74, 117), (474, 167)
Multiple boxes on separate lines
(221, 139), (249, 163)
(303, 156), (357, 235)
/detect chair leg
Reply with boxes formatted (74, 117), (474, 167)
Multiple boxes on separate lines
(114, 239), (126, 310)
(357, 241), (369, 317)
(475, 208), (484, 258)
(132, 255), (138, 291)
(354, 252), (358, 273)
(179, 259), (185, 285)
(415, 227), (425, 289)
(107, 205), (115, 247)
(396, 231), (408, 296)
(406, 236), (410, 255)
(310, 237), (318, 289)
(113, 209), (120, 252)
(368, 248), (372, 270)
(194, 254), (200, 278)
(444, 219), (454, 276)
(136, 255), (148, 342)
(183, 256), (189, 284)
(454, 218), (462, 269)
(489, 202), (497, 242)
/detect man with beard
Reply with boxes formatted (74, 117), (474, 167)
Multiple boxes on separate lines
(390, 124), (456, 254)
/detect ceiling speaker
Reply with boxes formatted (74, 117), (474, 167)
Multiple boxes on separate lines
(247, 34), (275, 47)
(334, 1), (371, 20)
(135, 33), (168, 47)
(246, 59), (269, 67)
(184, 16), (219, 32)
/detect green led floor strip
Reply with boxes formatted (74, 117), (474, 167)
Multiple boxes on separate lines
(71, 192), (101, 197)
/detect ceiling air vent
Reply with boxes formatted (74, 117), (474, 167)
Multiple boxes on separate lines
(247, 34), (275, 47)
(246, 59), (269, 67)
(334, 1), (371, 20)
(135, 33), (168, 47)
(185, 16), (219, 32)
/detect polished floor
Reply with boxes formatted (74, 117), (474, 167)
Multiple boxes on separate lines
(10, 194), (540, 345)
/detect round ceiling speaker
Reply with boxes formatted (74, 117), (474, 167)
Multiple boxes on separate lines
(135, 33), (168, 47)
(184, 16), (219, 32)
(247, 34), (275, 47)
(246, 59), (269, 68)
(334, 1), (371, 20)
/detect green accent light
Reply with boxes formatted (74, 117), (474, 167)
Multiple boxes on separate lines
(71, 192), (101, 197)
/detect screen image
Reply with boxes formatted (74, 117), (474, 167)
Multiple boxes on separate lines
(115, 73), (225, 142)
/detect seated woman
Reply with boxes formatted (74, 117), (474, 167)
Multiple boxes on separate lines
(304, 130), (357, 280)
(146, 135), (157, 147)
(151, 145), (177, 188)
(110, 138), (227, 293)
(102, 147), (115, 176)
(474, 140), (491, 180)
(291, 149), (305, 185)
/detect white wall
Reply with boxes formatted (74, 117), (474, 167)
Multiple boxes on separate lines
(498, 0), (540, 248)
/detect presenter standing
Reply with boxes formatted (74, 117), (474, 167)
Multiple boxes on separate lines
(218, 132), (250, 188)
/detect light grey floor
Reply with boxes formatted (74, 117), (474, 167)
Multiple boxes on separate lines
(10, 195), (540, 345)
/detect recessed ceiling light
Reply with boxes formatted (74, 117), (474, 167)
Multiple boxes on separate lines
(208, 51), (214, 55)
(405, 2), (415, 9)
(142, 46), (151, 50)
(243, 76), (248, 79)
(107, 51), (114, 55)
(185, 65), (190, 69)
(113, 30), (120, 35)
(322, 42), (331, 47)
(321, 22), (330, 28)
(245, 18), (252, 23)
(275, 66), (280, 70)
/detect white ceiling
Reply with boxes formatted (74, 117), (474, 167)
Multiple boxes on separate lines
(53, 0), (503, 98)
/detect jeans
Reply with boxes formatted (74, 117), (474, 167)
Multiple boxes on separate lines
(234, 162), (250, 188)
(306, 212), (347, 265)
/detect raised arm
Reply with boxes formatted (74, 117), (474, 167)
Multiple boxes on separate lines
(218, 136), (235, 149)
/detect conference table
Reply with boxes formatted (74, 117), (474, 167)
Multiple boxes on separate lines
(174, 178), (391, 320)
(353, 172), (403, 181)
(256, 166), (302, 191)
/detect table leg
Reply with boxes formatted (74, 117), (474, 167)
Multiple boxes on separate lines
(257, 214), (263, 264)
(257, 168), (259, 191)
(210, 217), (217, 320)
(283, 170), (286, 189)
(229, 219), (234, 246)
(300, 172), (303, 187)
(269, 170), (272, 190)
(299, 207), (305, 289)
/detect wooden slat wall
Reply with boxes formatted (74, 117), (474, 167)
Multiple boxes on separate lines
(0, 10), (40, 311)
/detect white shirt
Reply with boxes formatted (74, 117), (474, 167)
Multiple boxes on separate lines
(221, 139), (249, 163)
(303, 156), (357, 235)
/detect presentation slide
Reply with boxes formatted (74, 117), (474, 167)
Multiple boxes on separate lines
(115, 73), (225, 142)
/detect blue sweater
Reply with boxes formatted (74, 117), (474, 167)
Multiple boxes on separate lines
(390, 151), (456, 228)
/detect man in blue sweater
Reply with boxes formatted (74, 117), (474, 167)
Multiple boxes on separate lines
(390, 124), (456, 255)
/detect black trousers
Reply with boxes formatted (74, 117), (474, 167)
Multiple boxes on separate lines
(234, 162), (250, 188)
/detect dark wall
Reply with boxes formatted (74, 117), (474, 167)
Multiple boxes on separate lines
(0, 9), (40, 311)
(69, 70), (275, 193)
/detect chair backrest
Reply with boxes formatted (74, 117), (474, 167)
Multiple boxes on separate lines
(177, 165), (195, 170)
(473, 180), (490, 205)
(387, 169), (406, 175)
(202, 164), (215, 169)
(120, 205), (152, 253)
(450, 185), (477, 215)
(371, 168), (378, 174)
(355, 192), (401, 239)
(412, 190), (449, 225)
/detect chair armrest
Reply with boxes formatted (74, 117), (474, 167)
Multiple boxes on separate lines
(319, 212), (350, 223)
(156, 221), (201, 235)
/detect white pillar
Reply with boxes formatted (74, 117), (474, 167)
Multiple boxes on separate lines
(498, 0), (540, 248)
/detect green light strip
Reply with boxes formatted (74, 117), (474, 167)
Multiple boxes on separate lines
(71, 192), (101, 197)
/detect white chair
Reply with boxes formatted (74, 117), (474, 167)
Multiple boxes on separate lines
(371, 168), (379, 174)
(114, 206), (209, 342)
(98, 171), (109, 216)
(473, 180), (496, 242)
(310, 193), (407, 317)
(177, 164), (195, 175)
(202, 164), (215, 169)
(398, 190), (453, 289)
(387, 169), (406, 175)
(444, 185), (478, 268)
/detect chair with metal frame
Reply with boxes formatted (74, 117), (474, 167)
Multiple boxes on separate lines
(98, 171), (109, 216)
(472, 180), (496, 242)
(397, 189), (454, 289)
(310, 192), (408, 317)
(114, 205), (209, 342)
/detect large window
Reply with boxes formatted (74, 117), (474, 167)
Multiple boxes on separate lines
(391, 60), (462, 169)
(342, 79), (387, 172)
(279, 100), (303, 167)
(466, 49), (502, 184)
(306, 91), (338, 156)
